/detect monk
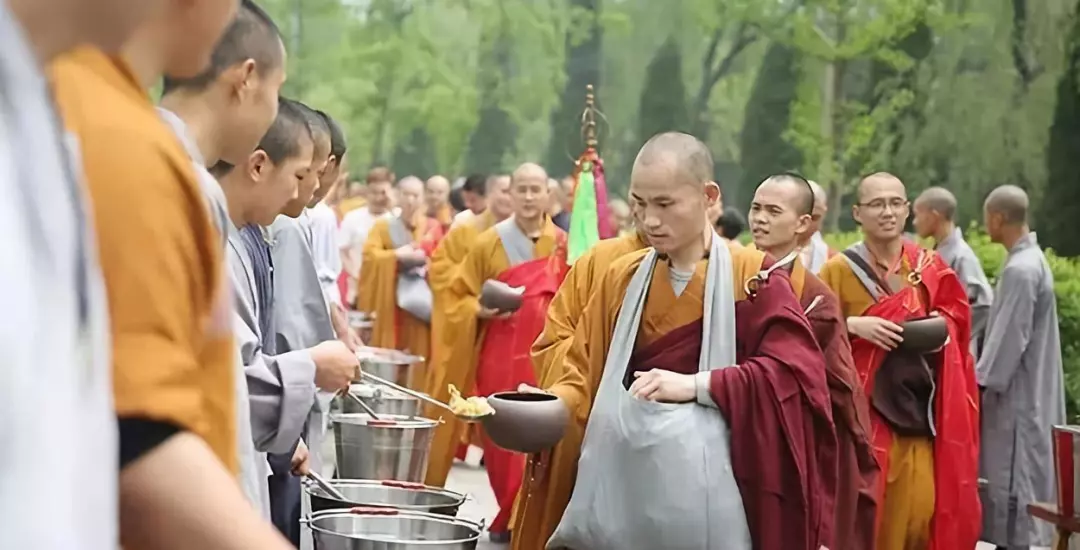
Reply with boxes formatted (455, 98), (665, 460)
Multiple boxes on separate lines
(510, 224), (649, 550)
(426, 174), (453, 231)
(800, 180), (837, 274)
(818, 172), (981, 550)
(749, 173), (879, 549)
(543, 132), (836, 550)
(424, 173), (514, 488)
(357, 176), (444, 365)
(432, 163), (567, 542)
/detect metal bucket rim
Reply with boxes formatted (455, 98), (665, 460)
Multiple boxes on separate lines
(330, 413), (439, 428)
(303, 478), (467, 502)
(307, 508), (483, 543)
(347, 384), (418, 401)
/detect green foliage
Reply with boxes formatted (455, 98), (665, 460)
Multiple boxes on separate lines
(737, 42), (803, 208)
(544, 0), (602, 178)
(636, 38), (691, 142)
(823, 228), (1080, 418)
(1039, 5), (1080, 256)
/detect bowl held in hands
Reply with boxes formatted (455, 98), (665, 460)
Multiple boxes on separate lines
(899, 315), (948, 354)
(480, 392), (568, 454)
(398, 252), (428, 270)
(479, 280), (525, 313)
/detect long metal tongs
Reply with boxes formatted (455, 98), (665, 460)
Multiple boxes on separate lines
(360, 371), (489, 422)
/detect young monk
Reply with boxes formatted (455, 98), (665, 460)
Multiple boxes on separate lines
(544, 132), (835, 550)
(436, 163), (567, 542)
(425, 173), (515, 488)
(358, 176), (445, 363)
(426, 174), (454, 231)
(799, 180), (837, 274)
(818, 172), (980, 550)
(50, 1), (297, 548)
(510, 220), (649, 550)
(749, 173), (879, 550)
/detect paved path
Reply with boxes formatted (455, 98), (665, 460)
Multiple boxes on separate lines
(445, 447), (508, 550)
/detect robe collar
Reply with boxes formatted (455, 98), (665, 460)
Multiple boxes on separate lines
(1008, 231), (1038, 256)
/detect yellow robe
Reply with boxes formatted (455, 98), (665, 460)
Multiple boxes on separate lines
(336, 196), (367, 220)
(510, 232), (647, 548)
(424, 217), (561, 487)
(532, 245), (765, 550)
(357, 217), (434, 379)
(819, 252), (935, 550)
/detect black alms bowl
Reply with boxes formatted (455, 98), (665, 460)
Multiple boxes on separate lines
(899, 315), (948, 353)
(480, 392), (568, 454)
(479, 280), (525, 313)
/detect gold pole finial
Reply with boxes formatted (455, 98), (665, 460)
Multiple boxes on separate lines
(583, 84), (597, 149)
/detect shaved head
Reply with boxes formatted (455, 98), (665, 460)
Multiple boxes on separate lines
(915, 186), (957, 221)
(512, 162), (548, 184)
(808, 180), (826, 209)
(633, 132), (714, 186)
(853, 172), (908, 241)
(425, 174), (450, 212)
(426, 175), (449, 192)
(857, 172), (905, 202)
(486, 174), (513, 220)
(397, 176), (424, 220)
(984, 185), (1029, 225)
(398, 175), (424, 194)
(759, 173), (814, 216)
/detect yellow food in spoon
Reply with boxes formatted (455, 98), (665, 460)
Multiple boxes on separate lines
(448, 384), (495, 417)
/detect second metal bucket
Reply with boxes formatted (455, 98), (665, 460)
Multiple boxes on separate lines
(342, 384), (422, 418)
(333, 413), (438, 482)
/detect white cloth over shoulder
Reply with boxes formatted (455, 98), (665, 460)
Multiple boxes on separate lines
(799, 231), (830, 274)
(548, 236), (751, 550)
(977, 232), (1064, 547)
(0, 6), (116, 548)
(158, 106), (266, 513)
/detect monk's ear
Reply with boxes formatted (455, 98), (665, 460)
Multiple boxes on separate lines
(704, 181), (721, 206)
(795, 213), (813, 236)
(248, 150), (270, 181)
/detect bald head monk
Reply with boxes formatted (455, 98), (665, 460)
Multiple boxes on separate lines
(913, 186), (993, 356)
(749, 173), (880, 550)
(355, 174), (444, 373)
(424, 161), (567, 540)
(540, 132), (836, 550)
(819, 172), (981, 550)
(425, 174), (452, 229)
(797, 179), (835, 274)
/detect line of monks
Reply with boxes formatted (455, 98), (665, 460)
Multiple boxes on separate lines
(345, 132), (984, 548)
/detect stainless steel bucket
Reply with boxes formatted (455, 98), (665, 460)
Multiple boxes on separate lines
(303, 478), (466, 516)
(333, 414), (438, 482)
(341, 384), (422, 418)
(307, 508), (482, 550)
(356, 347), (425, 391)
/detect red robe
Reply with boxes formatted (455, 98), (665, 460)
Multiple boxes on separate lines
(849, 243), (981, 550)
(630, 266), (837, 550)
(476, 236), (568, 533)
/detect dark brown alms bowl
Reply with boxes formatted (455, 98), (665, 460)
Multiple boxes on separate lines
(479, 280), (524, 313)
(480, 392), (568, 454)
(899, 315), (948, 354)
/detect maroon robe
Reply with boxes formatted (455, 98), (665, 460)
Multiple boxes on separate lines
(627, 267), (837, 550)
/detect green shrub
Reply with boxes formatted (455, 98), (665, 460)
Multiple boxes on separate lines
(823, 228), (1080, 419)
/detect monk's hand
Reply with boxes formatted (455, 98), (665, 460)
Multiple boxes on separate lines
(629, 369), (696, 403)
(477, 306), (512, 320)
(847, 316), (904, 351)
(311, 340), (360, 391)
(517, 383), (550, 395)
(290, 439), (310, 476)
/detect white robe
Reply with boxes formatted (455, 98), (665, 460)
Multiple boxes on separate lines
(0, 6), (116, 547)
(977, 232), (1065, 547)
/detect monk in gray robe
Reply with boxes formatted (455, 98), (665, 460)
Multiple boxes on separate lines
(978, 184), (1065, 550)
(914, 186), (994, 357)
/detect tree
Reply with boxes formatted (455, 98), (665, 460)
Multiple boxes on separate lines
(544, 0), (602, 177)
(1040, 10), (1080, 256)
(636, 38), (690, 144)
(392, 127), (438, 179)
(737, 42), (803, 208)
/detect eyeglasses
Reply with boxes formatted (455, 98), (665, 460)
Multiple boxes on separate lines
(856, 198), (909, 215)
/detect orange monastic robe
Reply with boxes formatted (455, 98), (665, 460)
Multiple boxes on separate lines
(357, 215), (443, 369)
(431, 204), (454, 233)
(510, 231), (647, 549)
(336, 196), (367, 221)
(423, 216), (565, 532)
(424, 209), (498, 487)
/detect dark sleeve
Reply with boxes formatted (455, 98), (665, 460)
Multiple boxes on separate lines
(118, 417), (181, 469)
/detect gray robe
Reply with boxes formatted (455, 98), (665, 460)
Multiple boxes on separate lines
(268, 214), (336, 474)
(157, 107), (267, 513)
(977, 232), (1064, 547)
(936, 226), (994, 358)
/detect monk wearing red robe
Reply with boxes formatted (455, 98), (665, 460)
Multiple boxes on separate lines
(540, 132), (836, 550)
(749, 173), (879, 549)
(434, 163), (566, 542)
(818, 172), (980, 550)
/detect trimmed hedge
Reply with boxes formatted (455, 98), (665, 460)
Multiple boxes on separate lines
(822, 228), (1080, 419)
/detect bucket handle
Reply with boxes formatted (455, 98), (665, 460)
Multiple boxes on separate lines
(379, 480), (426, 490)
(349, 506), (399, 516)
